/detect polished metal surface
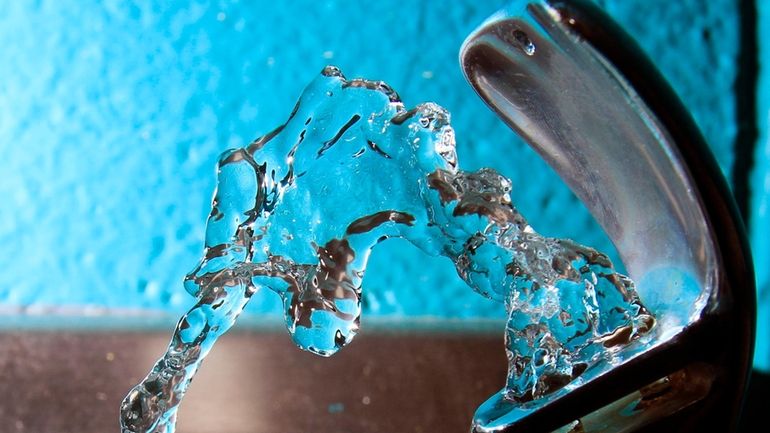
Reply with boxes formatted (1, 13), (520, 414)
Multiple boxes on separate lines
(461, 0), (715, 327)
(0, 330), (505, 433)
(460, 0), (754, 431)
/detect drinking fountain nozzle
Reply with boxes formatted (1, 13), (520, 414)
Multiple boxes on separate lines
(461, 1), (756, 431)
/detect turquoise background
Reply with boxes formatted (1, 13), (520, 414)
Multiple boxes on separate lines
(0, 1), (766, 369)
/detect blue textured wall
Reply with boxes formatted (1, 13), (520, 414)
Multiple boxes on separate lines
(753, 0), (770, 372)
(2, 0), (763, 368)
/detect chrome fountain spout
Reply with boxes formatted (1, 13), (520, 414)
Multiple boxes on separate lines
(461, 1), (755, 431)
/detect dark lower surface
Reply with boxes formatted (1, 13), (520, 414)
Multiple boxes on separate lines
(740, 369), (770, 432)
(0, 330), (507, 433)
(0, 330), (766, 433)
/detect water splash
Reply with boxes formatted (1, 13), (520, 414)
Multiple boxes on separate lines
(120, 66), (654, 432)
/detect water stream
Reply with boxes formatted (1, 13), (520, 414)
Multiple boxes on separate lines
(120, 67), (654, 432)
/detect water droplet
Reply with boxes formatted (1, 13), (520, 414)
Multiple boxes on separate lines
(328, 402), (345, 413)
(512, 29), (535, 56)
